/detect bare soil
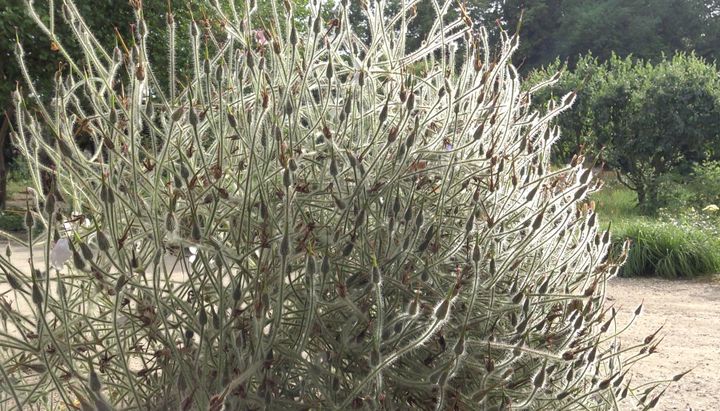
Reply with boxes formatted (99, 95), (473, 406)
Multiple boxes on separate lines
(606, 276), (720, 411)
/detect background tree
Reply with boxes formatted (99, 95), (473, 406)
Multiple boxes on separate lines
(530, 54), (720, 209)
(5, 0), (720, 210)
(490, 0), (563, 70)
(498, 0), (720, 72)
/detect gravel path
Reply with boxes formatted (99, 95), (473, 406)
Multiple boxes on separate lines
(606, 277), (720, 411)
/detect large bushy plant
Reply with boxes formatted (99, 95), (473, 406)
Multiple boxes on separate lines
(1, 1), (666, 409)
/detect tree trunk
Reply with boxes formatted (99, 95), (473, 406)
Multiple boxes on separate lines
(636, 187), (646, 206)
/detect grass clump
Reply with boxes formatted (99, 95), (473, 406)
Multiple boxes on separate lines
(614, 220), (720, 278)
(1, 1), (665, 410)
(593, 180), (720, 278)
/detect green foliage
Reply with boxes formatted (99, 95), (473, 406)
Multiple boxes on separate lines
(590, 176), (642, 223)
(499, 0), (720, 72)
(0, 211), (24, 232)
(593, 182), (720, 278)
(687, 161), (720, 207)
(1, 1), (131, 111)
(345, 0), (720, 71)
(652, 161), (720, 211)
(0, 0), (315, 108)
(7, 156), (30, 183)
(1, 0), (662, 410)
(530, 54), (720, 210)
(612, 220), (720, 278)
(653, 172), (697, 211)
(525, 56), (608, 161)
(0, 0), (195, 209)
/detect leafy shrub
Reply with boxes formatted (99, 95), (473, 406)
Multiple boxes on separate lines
(6, 157), (31, 184)
(529, 54), (720, 210)
(0, 212), (25, 232)
(642, 161), (720, 212)
(1, 1), (664, 409)
(652, 171), (696, 211)
(681, 161), (720, 210)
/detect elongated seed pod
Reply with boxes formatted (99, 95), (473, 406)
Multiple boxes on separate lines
(188, 108), (199, 126)
(321, 255), (330, 275)
(472, 244), (481, 263)
(342, 242), (354, 257)
(306, 255), (316, 276)
(406, 90), (415, 111)
(290, 25), (298, 45)
(283, 169), (292, 188)
(90, 369), (102, 392)
(435, 298), (450, 320)
(80, 242), (93, 260)
(32, 283), (43, 305)
(6, 272), (25, 292)
(326, 59), (334, 79)
(191, 222), (202, 241)
(379, 98), (389, 125)
(198, 306), (208, 326)
(24, 210), (33, 229)
(172, 107), (184, 122)
(72, 249), (85, 270)
(97, 231), (111, 252)
(280, 235), (290, 256)
(44, 193), (56, 215)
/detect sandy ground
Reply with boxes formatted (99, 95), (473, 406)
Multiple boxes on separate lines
(1, 242), (719, 410)
(606, 276), (720, 411)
